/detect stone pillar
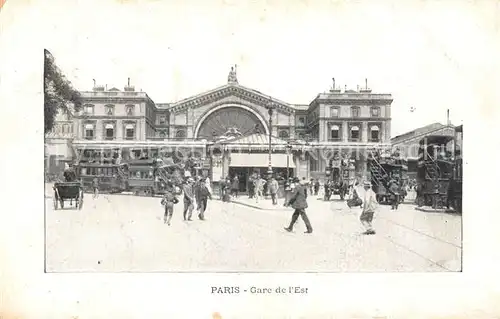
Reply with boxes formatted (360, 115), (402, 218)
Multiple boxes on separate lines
(380, 122), (385, 143)
(342, 121), (348, 142)
(361, 121), (368, 143)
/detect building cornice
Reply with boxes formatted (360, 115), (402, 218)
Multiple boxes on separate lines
(168, 84), (296, 114)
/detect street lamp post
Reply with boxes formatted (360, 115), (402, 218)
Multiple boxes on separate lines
(286, 141), (292, 180)
(267, 101), (275, 179)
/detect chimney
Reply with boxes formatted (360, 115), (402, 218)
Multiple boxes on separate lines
(359, 78), (372, 93)
(332, 78), (335, 89)
(357, 85), (360, 91)
(93, 79), (96, 87)
(128, 77), (130, 86)
(105, 84), (108, 91)
(447, 109), (450, 125)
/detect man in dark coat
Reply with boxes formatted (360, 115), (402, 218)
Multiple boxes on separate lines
(284, 177), (313, 234)
(182, 178), (195, 221)
(195, 177), (212, 220)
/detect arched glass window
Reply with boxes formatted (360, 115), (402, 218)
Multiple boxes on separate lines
(370, 125), (380, 141)
(330, 125), (340, 139)
(159, 131), (166, 138)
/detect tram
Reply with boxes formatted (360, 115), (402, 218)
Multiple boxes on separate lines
(74, 162), (129, 193)
(367, 149), (408, 204)
(416, 135), (455, 209)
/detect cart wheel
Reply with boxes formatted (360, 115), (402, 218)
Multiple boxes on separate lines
(53, 197), (58, 210)
(79, 197), (84, 210)
(60, 199), (64, 209)
(75, 198), (79, 209)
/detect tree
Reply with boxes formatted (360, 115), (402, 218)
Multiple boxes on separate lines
(44, 49), (82, 133)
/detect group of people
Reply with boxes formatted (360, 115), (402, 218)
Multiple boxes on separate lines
(160, 176), (212, 226)
(282, 177), (378, 235)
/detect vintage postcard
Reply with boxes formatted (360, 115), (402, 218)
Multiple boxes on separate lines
(1, 0), (499, 317)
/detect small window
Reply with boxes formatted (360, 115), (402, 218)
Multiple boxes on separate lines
(105, 105), (114, 116)
(298, 117), (305, 127)
(350, 126), (359, 139)
(126, 105), (135, 116)
(279, 130), (289, 139)
(370, 125), (380, 141)
(159, 131), (166, 138)
(351, 107), (360, 118)
(175, 129), (186, 138)
(330, 107), (339, 117)
(371, 107), (380, 117)
(84, 124), (94, 139)
(159, 116), (166, 125)
(125, 124), (135, 140)
(105, 123), (114, 140)
(84, 105), (94, 115)
(330, 125), (340, 139)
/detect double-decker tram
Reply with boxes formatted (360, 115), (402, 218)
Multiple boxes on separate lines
(416, 135), (456, 209)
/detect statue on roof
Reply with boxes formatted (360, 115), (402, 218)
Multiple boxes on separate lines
(227, 64), (238, 84)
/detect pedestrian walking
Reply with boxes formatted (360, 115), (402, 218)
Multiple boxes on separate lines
(347, 181), (363, 208)
(161, 182), (179, 225)
(195, 177), (212, 220)
(360, 181), (377, 235)
(182, 178), (195, 221)
(92, 176), (99, 199)
(231, 176), (239, 197)
(388, 179), (400, 210)
(284, 177), (313, 234)
(268, 177), (279, 205)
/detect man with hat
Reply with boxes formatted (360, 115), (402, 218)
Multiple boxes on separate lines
(161, 180), (179, 226)
(182, 177), (196, 221)
(388, 178), (400, 210)
(284, 177), (313, 234)
(360, 180), (377, 235)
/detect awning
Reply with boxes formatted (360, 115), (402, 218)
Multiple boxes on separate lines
(371, 125), (379, 131)
(105, 124), (114, 129)
(84, 124), (93, 129)
(125, 124), (134, 129)
(331, 125), (339, 130)
(229, 153), (296, 168)
(351, 126), (359, 131)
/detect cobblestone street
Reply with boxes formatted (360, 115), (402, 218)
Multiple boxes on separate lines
(45, 187), (462, 272)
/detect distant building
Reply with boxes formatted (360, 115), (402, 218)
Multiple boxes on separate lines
(45, 70), (393, 184)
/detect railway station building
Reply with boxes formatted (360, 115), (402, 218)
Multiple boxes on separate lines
(45, 67), (394, 186)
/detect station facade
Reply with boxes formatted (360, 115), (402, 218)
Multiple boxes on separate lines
(45, 68), (393, 183)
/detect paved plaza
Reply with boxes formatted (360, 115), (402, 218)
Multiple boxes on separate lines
(45, 185), (462, 272)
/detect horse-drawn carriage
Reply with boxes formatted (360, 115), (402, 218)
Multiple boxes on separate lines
(53, 168), (84, 210)
(324, 157), (353, 201)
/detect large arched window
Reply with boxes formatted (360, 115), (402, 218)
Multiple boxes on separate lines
(196, 106), (264, 139)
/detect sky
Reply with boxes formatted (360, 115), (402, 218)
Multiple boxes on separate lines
(2, 0), (498, 137)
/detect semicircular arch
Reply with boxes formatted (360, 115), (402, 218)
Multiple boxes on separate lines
(194, 103), (269, 139)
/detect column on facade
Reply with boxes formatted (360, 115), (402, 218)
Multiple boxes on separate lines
(385, 120), (391, 144)
(361, 121), (368, 143)
(342, 121), (348, 142)
(187, 107), (194, 138)
(289, 112), (295, 139)
(380, 121), (386, 143)
(116, 120), (123, 141)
